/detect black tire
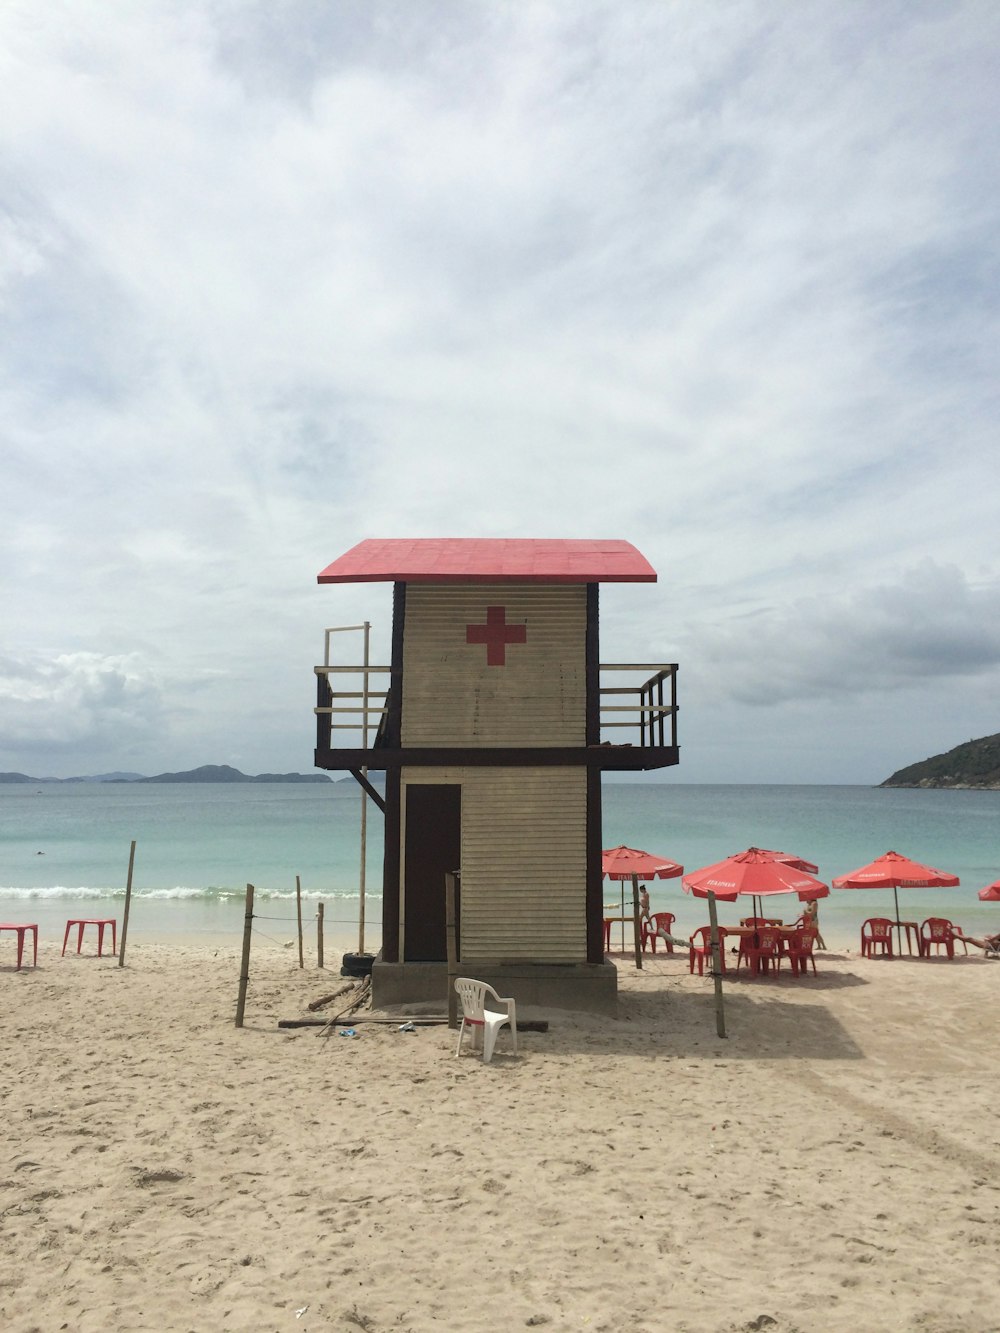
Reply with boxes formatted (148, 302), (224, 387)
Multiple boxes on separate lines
(340, 952), (376, 978)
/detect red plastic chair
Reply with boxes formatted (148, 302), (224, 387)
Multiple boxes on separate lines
(861, 917), (894, 959)
(641, 911), (676, 954)
(737, 925), (781, 976)
(689, 926), (726, 975)
(781, 927), (818, 977)
(919, 917), (966, 958)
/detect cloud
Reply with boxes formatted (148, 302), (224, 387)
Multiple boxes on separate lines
(0, 3), (997, 780)
(689, 563), (1000, 706)
(0, 652), (165, 751)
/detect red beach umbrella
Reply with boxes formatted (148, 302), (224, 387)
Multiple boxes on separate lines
(978, 880), (1000, 902)
(754, 848), (820, 875)
(683, 846), (829, 923)
(601, 845), (683, 957)
(832, 850), (960, 943)
(602, 845), (684, 880)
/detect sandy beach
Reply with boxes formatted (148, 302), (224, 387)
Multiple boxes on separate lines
(2, 933), (998, 1333)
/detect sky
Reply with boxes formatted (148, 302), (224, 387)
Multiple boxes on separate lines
(1, 1), (998, 784)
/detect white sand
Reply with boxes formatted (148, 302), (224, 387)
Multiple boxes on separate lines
(2, 938), (998, 1332)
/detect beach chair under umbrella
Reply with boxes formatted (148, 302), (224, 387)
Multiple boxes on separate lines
(832, 850), (960, 954)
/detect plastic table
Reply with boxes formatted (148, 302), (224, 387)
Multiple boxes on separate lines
(62, 918), (117, 958)
(0, 923), (38, 970)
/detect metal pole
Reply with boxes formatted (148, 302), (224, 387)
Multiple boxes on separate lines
(631, 874), (643, 969)
(358, 620), (370, 956)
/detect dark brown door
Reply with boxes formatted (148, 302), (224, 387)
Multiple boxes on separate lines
(403, 784), (461, 961)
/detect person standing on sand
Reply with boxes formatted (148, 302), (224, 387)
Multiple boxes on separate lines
(800, 898), (827, 949)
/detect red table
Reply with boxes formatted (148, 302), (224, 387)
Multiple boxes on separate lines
(895, 921), (921, 956)
(726, 925), (807, 976)
(62, 918), (117, 957)
(0, 923), (38, 970)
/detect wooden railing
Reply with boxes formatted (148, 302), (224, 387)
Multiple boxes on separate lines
(314, 662), (392, 753)
(315, 654), (678, 756)
(598, 664), (678, 749)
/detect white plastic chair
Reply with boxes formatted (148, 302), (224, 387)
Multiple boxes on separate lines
(454, 977), (518, 1064)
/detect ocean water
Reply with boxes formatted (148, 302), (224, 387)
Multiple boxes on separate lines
(1, 781), (997, 951)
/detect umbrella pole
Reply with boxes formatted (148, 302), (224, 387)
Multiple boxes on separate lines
(894, 885), (902, 955)
(707, 891), (727, 1038)
(631, 874), (642, 970)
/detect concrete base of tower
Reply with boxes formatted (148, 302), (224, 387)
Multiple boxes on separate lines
(370, 958), (619, 1016)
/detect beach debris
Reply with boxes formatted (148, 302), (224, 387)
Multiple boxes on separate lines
(295, 1307), (308, 1319)
(337, 1027), (358, 1038)
(307, 981), (357, 1011)
(132, 1167), (185, 1187)
(343, 1307), (376, 1332)
(398, 1021), (417, 1032)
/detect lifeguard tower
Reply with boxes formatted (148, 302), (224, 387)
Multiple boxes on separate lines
(314, 538), (678, 1013)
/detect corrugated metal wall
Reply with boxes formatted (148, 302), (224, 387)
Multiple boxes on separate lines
(401, 584), (586, 747)
(401, 766), (587, 963)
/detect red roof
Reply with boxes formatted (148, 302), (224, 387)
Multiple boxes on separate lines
(317, 539), (657, 585)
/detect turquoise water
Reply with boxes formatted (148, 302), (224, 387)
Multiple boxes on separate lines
(1, 781), (997, 949)
(0, 782), (379, 948)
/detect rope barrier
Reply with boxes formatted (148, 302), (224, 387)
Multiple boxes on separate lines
(250, 927), (296, 947)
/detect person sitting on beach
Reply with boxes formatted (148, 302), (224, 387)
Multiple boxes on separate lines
(953, 929), (1000, 954)
(638, 889), (692, 949)
(797, 898), (827, 950)
(638, 886), (668, 939)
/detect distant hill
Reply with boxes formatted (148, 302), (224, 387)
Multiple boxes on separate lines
(881, 732), (1000, 789)
(0, 766), (330, 784)
(135, 765), (330, 784)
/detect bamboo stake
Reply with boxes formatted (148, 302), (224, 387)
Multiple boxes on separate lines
(446, 871), (458, 1029)
(631, 874), (643, 969)
(317, 901), (325, 969)
(295, 875), (304, 969)
(707, 890), (727, 1039)
(235, 883), (254, 1028)
(117, 839), (136, 968)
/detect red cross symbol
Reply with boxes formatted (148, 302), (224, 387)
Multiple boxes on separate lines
(465, 605), (527, 666)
